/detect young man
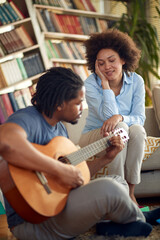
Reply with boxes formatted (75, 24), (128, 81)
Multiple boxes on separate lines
(0, 67), (159, 240)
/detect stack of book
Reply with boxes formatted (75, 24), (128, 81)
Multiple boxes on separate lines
(0, 25), (34, 57)
(0, 0), (25, 26)
(0, 86), (34, 124)
(45, 40), (86, 60)
(52, 62), (91, 81)
(37, 9), (109, 34)
(33, 0), (96, 12)
(0, 53), (45, 88)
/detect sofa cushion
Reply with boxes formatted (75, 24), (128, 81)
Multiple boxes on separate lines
(152, 86), (160, 130)
(135, 170), (160, 197)
(142, 136), (160, 171)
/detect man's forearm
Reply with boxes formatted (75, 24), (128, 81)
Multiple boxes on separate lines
(87, 155), (113, 177)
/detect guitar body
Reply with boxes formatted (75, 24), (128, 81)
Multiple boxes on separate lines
(0, 136), (90, 224)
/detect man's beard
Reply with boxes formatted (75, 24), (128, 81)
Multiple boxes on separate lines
(70, 120), (78, 125)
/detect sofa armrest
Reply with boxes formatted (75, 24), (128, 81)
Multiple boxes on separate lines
(144, 107), (160, 137)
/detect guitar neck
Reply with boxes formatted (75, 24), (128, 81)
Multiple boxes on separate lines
(67, 135), (110, 166)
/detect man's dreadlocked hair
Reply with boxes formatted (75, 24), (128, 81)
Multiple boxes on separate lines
(31, 67), (84, 118)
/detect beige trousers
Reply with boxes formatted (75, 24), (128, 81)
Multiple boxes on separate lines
(79, 122), (146, 184)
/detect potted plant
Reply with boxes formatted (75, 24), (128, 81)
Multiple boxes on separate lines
(113, 0), (160, 105)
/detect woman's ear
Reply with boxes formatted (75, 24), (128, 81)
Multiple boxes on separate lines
(121, 59), (125, 66)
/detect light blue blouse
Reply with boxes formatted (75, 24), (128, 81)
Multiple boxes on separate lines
(83, 72), (146, 133)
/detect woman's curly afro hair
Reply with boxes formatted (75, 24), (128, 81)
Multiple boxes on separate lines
(84, 28), (141, 73)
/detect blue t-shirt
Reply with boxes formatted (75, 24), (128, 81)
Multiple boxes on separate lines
(4, 106), (68, 228)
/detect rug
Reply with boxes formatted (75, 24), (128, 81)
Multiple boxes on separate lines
(74, 224), (160, 240)
(1, 207), (160, 240)
(74, 205), (160, 240)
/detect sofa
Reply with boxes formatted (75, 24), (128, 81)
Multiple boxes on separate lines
(65, 85), (160, 198)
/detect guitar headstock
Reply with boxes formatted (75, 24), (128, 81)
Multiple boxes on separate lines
(110, 128), (129, 144)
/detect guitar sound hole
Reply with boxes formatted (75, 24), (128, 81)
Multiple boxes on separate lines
(58, 156), (70, 164)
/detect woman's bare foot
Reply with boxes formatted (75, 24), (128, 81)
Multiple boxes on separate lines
(128, 182), (139, 206)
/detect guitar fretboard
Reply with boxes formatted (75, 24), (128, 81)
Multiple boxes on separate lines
(67, 136), (111, 166)
(66, 127), (129, 166)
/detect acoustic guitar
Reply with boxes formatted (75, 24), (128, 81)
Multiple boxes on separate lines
(0, 128), (128, 224)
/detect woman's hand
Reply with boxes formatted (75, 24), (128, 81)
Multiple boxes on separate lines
(101, 115), (123, 136)
(95, 60), (110, 89)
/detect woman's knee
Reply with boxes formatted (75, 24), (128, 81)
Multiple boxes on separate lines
(116, 122), (129, 132)
(129, 125), (146, 141)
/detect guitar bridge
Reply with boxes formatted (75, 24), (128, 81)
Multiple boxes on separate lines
(35, 171), (52, 194)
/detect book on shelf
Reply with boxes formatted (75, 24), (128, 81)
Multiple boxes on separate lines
(40, 9), (56, 32)
(68, 42), (82, 59)
(8, 0), (25, 20)
(47, 40), (59, 58)
(58, 41), (73, 59)
(52, 62), (90, 81)
(0, 61), (12, 86)
(0, 46), (5, 58)
(0, 101), (6, 124)
(72, 15), (84, 34)
(22, 53), (44, 78)
(3, 1), (21, 22)
(73, 42), (86, 59)
(15, 25), (34, 48)
(29, 84), (37, 97)
(0, 40), (8, 56)
(0, 3), (14, 24)
(0, 33), (13, 54)
(0, 64), (8, 88)
(0, 95), (8, 123)
(11, 28), (26, 50)
(4, 31), (20, 53)
(8, 92), (19, 112)
(13, 90), (26, 109)
(16, 58), (28, 80)
(0, 58), (23, 86)
(84, 0), (96, 12)
(33, 53), (45, 74)
(33, 0), (74, 8)
(0, 5), (10, 25)
(51, 42), (65, 59)
(20, 88), (32, 107)
(36, 8), (48, 32)
(44, 40), (54, 59)
(71, 0), (86, 11)
(1, 93), (14, 117)
(48, 11), (64, 32)
(57, 41), (73, 59)
(98, 19), (108, 31)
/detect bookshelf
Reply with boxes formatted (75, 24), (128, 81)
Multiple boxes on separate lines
(0, 0), (46, 95)
(0, 0), (120, 124)
(31, 0), (119, 80)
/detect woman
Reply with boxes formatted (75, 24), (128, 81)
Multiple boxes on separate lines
(79, 29), (146, 205)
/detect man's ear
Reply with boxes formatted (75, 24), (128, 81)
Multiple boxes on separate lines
(57, 106), (62, 111)
(57, 103), (64, 111)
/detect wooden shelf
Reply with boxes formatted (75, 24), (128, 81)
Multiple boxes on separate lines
(0, 44), (39, 64)
(44, 32), (89, 41)
(50, 58), (87, 64)
(0, 73), (43, 95)
(34, 4), (120, 20)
